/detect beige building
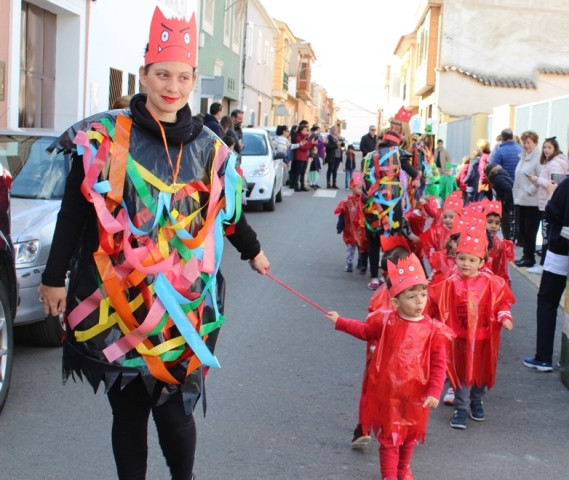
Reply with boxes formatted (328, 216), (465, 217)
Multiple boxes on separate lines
(387, 0), (569, 157)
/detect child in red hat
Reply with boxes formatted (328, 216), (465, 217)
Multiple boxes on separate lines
(484, 199), (515, 285)
(326, 253), (452, 480)
(419, 191), (463, 261)
(334, 173), (368, 273)
(429, 215), (515, 429)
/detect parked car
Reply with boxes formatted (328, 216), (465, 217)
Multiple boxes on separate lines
(241, 128), (284, 211)
(0, 131), (70, 347)
(351, 140), (361, 151)
(0, 160), (17, 413)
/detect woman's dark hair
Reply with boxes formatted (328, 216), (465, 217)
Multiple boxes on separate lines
(276, 125), (289, 136)
(220, 115), (233, 134)
(540, 136), (561, 164)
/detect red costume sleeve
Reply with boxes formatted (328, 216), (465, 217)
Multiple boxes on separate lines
(335, 316), (372, 341)
(426, 335), (447, 399)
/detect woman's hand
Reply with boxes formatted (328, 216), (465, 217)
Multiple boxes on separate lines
(38, 284), (66, 317)
(248, 251), (270, 275)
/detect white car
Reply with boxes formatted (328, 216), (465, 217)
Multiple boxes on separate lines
(0, 131), (69, 346)
(240, 128), (284, 211)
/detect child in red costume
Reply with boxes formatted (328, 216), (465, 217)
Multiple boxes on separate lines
(335, 173), (368, 273)
(429, 215), (514, 430)
(326, 253), (452, 480)
(484, 200), (515, 285)
(350, 241), (412, 448)
(419, 191), (463, 260)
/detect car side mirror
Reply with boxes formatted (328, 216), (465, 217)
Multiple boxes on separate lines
(273, 151), (286, 160)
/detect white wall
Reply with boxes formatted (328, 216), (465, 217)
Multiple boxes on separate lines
(336, 100), (377, 144)
(86, 0), (199, 118)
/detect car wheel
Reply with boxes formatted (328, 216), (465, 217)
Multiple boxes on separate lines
(276, 185), (283, 203)
(27, 313), (65, 347)
(263, 187), (276, 211)
(0, 279), (14, 413)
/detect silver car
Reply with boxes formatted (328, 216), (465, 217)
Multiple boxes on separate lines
(0, 131), (69, 346)
(241, 128), (284, 211)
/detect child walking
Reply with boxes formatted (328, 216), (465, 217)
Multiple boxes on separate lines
(334, 173), (368, 272)
(307, 145), (322, 189)
(484, 200), (515, 285)
(344, 144), (357, 188)
(326, 253), (452, 480)
(429, 215), (514, 429)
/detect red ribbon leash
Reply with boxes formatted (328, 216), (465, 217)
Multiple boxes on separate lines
(265, 272), (328, 314)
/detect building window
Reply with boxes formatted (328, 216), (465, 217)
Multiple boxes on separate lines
(109, 68), (123, 109)
(202, 0), (214, 35)
(223, 0), (231, 46)
(264, 41), (270, 66)
(128, 73), (136, 96)
(231, 8), (242, 52)
(257, 31), (262, 64)
(19, 2), (56, 128)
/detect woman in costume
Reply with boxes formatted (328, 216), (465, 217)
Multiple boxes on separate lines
(38, 6), (269, 480)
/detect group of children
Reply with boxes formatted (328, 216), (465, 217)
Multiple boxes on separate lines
(328, 189), (516, 480)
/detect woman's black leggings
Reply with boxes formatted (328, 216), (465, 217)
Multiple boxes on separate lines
(107, 378), (196, 480)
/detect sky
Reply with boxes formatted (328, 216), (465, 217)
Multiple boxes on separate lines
(262, 0), (418, 111)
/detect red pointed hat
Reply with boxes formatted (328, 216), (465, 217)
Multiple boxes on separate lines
(464, 200), (485, 216)
(443, 191), (463, 214)
(387, 253), (427, 297)
(450, 214), (466, 235)
(145, 6), (198, 68)
(350, 171), (364, 188)
(380, 234), (411, 253)
(485, 199), (502, 216)
(394, 106), (414, 123)
(456, 215), (488, 258)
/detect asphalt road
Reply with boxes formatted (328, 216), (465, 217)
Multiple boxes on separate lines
(1, 171), (568, 480)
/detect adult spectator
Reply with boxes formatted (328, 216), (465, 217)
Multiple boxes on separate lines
(203, 102), (223, 137)
(524, 177), (569, 372)
(360, 125), (378, 170)
(325, 125), (343, 189)
(491, 128), (523, 181)
(512, 130), (541, 267)
(231, 109), (244, 155)
(485, 163), (514, 219)
(434, 139), (451, 168)
(526, 136), (569, 273)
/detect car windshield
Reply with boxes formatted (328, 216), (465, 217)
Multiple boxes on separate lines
(242, 132), (268, 156)
(0, 135), (70, 199)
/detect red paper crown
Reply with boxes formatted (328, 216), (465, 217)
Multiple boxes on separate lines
(350, 171), (364, 188)
(443, 191), (463, 214)
(394, 106), (414, 123)
(145, 7), (197, 68)
(386, 253), (427, 297)
(383, 133), (401, 145)
(380, 234), (411, 253)
(456, 215), (488, 258)
(485, 199), (502, 216)
(450, 215), (466, 235)
(464, 200), (485, 216)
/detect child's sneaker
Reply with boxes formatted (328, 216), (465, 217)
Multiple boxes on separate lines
(345, 263), (353, 273)
(443, 387), (454, 405)
(469, 401), (485, 421)
(450, 409), (467, 429)
(351, 424), (371, 448)
(367, 279), (381, 290)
